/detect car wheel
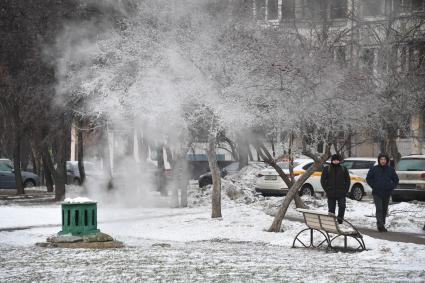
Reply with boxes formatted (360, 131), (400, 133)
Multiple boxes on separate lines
(24, 180), (36, 188)
(350, 184), (364, 201)
(198, 178), (209, 188)
(299, 184), (314, 196)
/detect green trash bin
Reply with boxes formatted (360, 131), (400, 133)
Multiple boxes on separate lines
(59, 201), (100, 236)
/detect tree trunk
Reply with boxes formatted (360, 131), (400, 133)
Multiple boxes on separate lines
(13, 133), (25, 195)
(411, 112), (423, 155)
(179, 158), (189, 207)
(268, 148), (331, 232)
(41, 149), (55, 193)
(207, 132), (222, 218)
(77, 120), (86, 184)
(387, 127), (401, 166)
(137, 130), (148, 162)
(171, 185), (179, 207)
(30, 147), (38, 175)
(100, 125), (113, 190)
(237, 134), (249, 169)
(157, 145), (167, 196)
(54, 118), (69, 201)
(181, 181), (188, 207)
(270, 138), (275, 158)
(248, 148), (253, 161)
(54, 141), (66, 201)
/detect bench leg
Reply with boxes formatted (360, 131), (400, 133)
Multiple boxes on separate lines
(344, 236), (347, 249)
(293, 228), (330, 249)
(329, 234), (366, 252)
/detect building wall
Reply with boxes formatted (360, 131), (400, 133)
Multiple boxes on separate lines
(252, 0), (425, 157)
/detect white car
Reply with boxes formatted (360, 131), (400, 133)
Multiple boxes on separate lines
(393, 155), (425, 202)
(255, 159), (370, 201)
(341, 157), (377, 179)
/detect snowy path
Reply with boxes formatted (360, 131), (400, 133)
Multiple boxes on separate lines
(284, 215), (425, 245)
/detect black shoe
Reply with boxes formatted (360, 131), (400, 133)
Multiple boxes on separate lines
(338, 219), (343, 224)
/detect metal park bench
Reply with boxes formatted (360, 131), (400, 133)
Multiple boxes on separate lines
(293, 208), (366, 252)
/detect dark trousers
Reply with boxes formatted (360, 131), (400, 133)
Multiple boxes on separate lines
(327, 196), (346, 222)
(373, 194), (390, 229)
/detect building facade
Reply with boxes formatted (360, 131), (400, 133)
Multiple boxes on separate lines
(252, 0), (425, 157)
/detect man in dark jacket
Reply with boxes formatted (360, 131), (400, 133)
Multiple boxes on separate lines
(321, 154), (351, 224)
(366, 153), (399, 232)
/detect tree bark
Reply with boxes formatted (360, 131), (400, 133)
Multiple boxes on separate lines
(179, 158), (189, 207)
(41, 149), (55, 193)
(387, 126), (401, 166)
(237, 133), (249, 169)
(54, 117), (69, 201)
(13, 132), (25, 194)
(157, 145), (167, 196)
(100, 124), (113, 190)
(411, 111), (423, 155)
(77, 120), (86, 184)
(207, 132), (222, 218)
(54, 142), (66, 201)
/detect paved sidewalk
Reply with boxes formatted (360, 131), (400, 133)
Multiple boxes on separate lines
(286, 215), (425, 245)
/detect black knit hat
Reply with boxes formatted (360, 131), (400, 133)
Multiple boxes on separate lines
(331, 154), (342, 162)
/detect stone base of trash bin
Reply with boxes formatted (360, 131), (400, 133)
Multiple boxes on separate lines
(36, 232), (124, 249)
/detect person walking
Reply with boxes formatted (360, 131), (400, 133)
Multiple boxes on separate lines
(366, 153), (399, 232)
(321, 154), (351, 224)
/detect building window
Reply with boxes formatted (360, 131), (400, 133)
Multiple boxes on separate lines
(362, 0), (386, 17)
(255, 0), (266, 20)
(330, 0), (347, 19)
(281, 0), (295, 19)
(267, 0), (279, 20)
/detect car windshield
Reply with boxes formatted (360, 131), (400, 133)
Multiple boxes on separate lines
(0, 163), (13, 171)
(278, 162), (300, 169)
(396, 159), (425, 171)
(0, 160), (13, 168)
(341, 161), (354, 169)
(225, 162), (239, 171)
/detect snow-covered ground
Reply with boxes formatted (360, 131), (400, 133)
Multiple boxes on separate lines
(1, 164), (425, 282)
(1, 203), (425, 282)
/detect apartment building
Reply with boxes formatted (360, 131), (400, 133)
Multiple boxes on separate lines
(252, 0), (425, 157)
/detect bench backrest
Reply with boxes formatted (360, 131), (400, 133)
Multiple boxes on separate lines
(297, 209), (339, 234)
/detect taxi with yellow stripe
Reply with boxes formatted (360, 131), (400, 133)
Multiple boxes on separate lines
(255, 159), (371, 201)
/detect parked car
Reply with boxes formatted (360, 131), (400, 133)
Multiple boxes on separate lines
(0, 159), (40, 188)
(341, 157), (377, 179)
(66, 161), (102, 185)
(198, 162), (240, 188)
(255, 159), (370, 200)
(393, 155), (425, 202)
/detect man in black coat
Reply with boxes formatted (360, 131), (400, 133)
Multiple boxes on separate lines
(320, 154), (351, 224)
(366, 153), (399, 232)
